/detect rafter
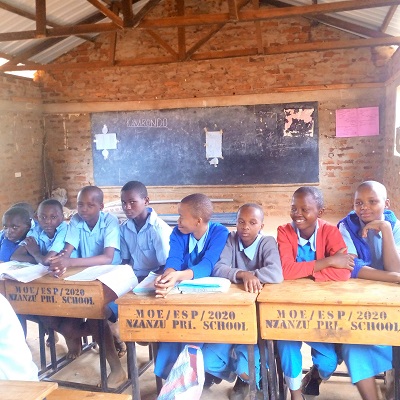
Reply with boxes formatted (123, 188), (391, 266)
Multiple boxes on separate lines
(35, 0), (46, 38)
(381, 5), (397, 32)
(86, 0), (124, 28)
(120, 0), (134, 27)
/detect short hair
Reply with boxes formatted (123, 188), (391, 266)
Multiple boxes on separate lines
(78, 186), (104, 204)
(181, 193), (213, 222)
(237, 203), (264, 221)
(38, 199), (64, 214)
(11, 202), (35, 218)
(2, 206), (31, 227)
(356, 180), (387, 201)
(293, 186), (324, 209)
(121, 181), (148, 198)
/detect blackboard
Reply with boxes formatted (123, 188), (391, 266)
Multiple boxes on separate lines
(91, 102), (318, 186)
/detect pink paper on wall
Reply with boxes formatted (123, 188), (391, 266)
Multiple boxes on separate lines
(335, 107), (379, 137)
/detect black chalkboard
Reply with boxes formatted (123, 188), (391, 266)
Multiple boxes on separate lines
(91, 102), (318, 186)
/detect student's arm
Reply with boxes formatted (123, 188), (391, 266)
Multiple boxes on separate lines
(362, 220), (400, 273)
(153, 221), (172, 267)
(253, 236), (283, 284)
(189, 224), (229, 279)
(356, 265), (400, 283)
(277, 224), (315, 280)
(154, 267), (194, 297)
(10, 243), (37, 264)
(212, 233), (235, 280)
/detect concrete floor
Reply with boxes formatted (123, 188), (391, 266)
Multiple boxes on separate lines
(25, 214), (389, 399)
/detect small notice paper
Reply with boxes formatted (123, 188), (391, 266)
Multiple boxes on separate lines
(335, 107), (379, 137)
(65, 264), (138, 297)
(0, 261), (49, 283)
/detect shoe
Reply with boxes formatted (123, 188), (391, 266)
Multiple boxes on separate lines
(301, 365), (322, 396)
(229, 377), (249, 400)
(204, 372), (222, 388)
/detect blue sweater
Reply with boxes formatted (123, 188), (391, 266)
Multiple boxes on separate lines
(165, 222), (229, 279)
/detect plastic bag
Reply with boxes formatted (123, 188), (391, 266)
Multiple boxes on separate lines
(157, 345), (205, 400)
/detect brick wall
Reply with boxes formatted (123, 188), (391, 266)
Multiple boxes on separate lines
(0, 74), (44, 217)
(35, 4), (397, 219)
(384, 49), (400, 216)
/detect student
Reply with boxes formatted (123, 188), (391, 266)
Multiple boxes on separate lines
(276, 186), (354, 400)
(11, 199), (67, 265)
(48, 186), (126, 388)
(153, 193), (229, 380)
(120, 180), (172, 281)
(203, 203), (283, 400)
(0, 206), (31, 262)
(337, 180), (400, 400)
(0, 293), (38, 381)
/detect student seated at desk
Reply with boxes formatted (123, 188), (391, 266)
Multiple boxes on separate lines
(153, 193), (229, 380)
(0, 293), (38, 381)
(338, 181), (400, 400)
(120, 180), (172, 282)
(276, 186), (354, 400)
(203, 203), (283, 400)
(48, 185), (126, 388)
(0, 206), (31, 262)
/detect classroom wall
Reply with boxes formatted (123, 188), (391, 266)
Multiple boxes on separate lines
(0, 74), (44, 217)
(35, 4), (395, 217)
(384, 48), (400, 216)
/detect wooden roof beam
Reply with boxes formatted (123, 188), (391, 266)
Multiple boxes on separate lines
(86, 0), (124, 28)
(120, 0), (134, 27)
(380, 5), (397, 32)
(139, 0), (400, 28)
(35, 0), (46, 38)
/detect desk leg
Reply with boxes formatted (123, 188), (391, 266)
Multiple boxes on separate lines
(393, 346), (400, 400)
(127, 342), (141, 400)
(259, 339), (269, 400)
(98, 319), (108, 392)
(267, 340), (278, 400)
(248, 344), (257, 400)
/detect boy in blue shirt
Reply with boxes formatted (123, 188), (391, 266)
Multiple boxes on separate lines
(338, 180), (400, 400)
(120, 180), (172, 281)
(153, 193), (229, 380)
(48, 186), (126, 388)
(0, 207), (31, 262)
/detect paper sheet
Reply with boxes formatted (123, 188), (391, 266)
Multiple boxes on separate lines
(0, 261), (49, 283)
(65, 264), (138, 297)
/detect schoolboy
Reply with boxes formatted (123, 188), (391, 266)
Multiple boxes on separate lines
(153, 193), (229, 380)
(338, 181), (399, 400)
(203, 203), (283, 400)
(0, 207), (31, 262)
(120, 180), (172, 281)
(11, 199), (67, 265)
(277, 186), (354, 400)
(48, 186), (126, 388)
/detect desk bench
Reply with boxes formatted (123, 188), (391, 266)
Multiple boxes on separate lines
(257, 279), (400, 400)
(3, 269), (129, 393)
(117, 285), (258, 400)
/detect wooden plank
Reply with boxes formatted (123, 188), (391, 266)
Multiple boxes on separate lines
(258, 279), (400, 346)
(4, 268), (111, 319)
(35, 0), (47, 38)
(0, 380), (58, 400)
(117, 285), (258, 344)
(120, 0), (134, 28)
(86, 0), (124, 29)
(145, 29), (179, 58)
(177, 0), (186, 60)
(47, 388), (132, 400)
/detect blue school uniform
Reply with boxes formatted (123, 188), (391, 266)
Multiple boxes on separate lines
(65, 211), (121, 264)
(120, 208), (172, 280)
(154, 222), (229, 380)
(27, 221), (68, 254)
(0, 237), (23, 261)
(65, 211), (121, 321)
(338, 210), (398, 383)
(277, 225), (338, 391)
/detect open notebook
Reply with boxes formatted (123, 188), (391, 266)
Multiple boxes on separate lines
(0, 261), (49, 283)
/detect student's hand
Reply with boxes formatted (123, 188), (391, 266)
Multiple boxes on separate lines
(236, 271), (263, 293)
(22, 237), (40, 257)
(361, 220), (391, 238)
(329, 248), (355, 270)
(49, 253), (71, 277)
(154, 269), (179, 298)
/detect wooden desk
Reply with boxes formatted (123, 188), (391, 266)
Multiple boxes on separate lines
(0, 380), (58, 400)
(3, 269), (122, 393)
(257, 279), (400, 399)
(117, 285), (258, 400)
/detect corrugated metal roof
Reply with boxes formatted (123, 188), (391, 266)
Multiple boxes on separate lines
(0, 0), (398, 75)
